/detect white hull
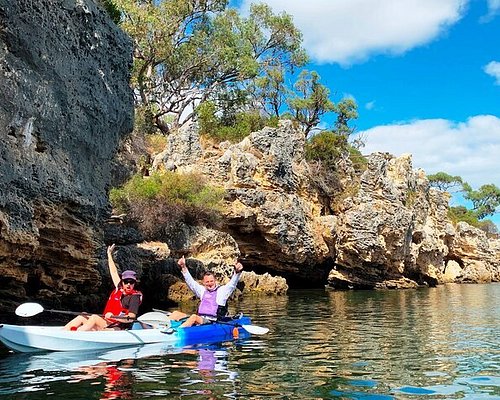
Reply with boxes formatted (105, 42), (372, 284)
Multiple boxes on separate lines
(0, 316), (251, 352)
(0, 324), (179, 352)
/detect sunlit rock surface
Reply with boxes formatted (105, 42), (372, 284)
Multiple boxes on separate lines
(154, 123), (499, 290)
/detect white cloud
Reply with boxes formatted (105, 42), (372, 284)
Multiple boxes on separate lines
(484, 61), (500, 84)
(482, 0), (500, 20)
(359, 115), (500, 188)
(238, 0), (467, 65)
(365, 101), (376, 111)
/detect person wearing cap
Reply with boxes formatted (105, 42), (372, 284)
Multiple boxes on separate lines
(169, 256), (243, 328)
(63, 244), (143, 331)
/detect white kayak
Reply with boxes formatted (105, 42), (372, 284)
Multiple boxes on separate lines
(0, 316), (254, 353)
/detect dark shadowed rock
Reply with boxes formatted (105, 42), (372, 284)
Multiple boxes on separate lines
(0, 0), (133, 315)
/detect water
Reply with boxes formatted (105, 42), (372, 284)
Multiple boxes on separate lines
(0, 284), (499, 399)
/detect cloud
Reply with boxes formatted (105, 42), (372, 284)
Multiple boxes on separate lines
(365, 101), (376, 110)
(482, 0), (500, 20)
(238, 0), (467, 65)
(359, 115), (500, 188)
(484, 61), (500, 84)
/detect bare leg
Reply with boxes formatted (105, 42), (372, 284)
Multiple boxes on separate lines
(180, 314), (204, 328)
(77, 314), (109, 331)
(63, 315), (89, 330)
(169, 311), (188, 321)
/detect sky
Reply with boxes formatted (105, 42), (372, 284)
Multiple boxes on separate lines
(236, 0), (500, 225)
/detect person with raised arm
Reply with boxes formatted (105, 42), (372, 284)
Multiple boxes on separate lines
(169, 256), (243, 328)
(63, 244), (143, 331)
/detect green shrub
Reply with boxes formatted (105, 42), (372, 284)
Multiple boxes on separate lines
(197, 101), (278, 143)
(145, 134), (168, 155)
(447, 206), (498, 235)
(305, 130), (366, 172)
(109, 171), (225, 240)
(98, 0), (121, 24)
(305, 131), (344, 170)
(448, 206), (477, 225)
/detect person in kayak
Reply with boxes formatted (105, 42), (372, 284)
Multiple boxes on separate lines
(169, 256), (243, 328)
(63, 244), (143, 331)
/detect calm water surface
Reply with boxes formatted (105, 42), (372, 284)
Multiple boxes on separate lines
(0, 283), (499, 399)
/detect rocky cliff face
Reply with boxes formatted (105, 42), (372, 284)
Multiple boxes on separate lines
(1, 0), (498, 319)
(154, 121), (500, 289)
(0, 0), (133, 313)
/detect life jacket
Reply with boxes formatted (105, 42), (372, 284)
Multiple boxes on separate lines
(197, 287), (219, 317)
(102, 288), (143, 319)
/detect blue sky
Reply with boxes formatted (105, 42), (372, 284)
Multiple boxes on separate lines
(236, 0), (500, 225)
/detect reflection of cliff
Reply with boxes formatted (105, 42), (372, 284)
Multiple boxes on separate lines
(231, 287), (498, 398)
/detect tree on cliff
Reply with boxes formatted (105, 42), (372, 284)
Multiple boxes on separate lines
(463, 183), (500, 220)
(113, 0), (306, 135)
(428, 172), (464, 192)
(287, 70), (335, 137)
(430, 172), (500, 233)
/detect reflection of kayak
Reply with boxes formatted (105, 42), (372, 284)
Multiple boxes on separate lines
(1, 341), (184, 373)
(0, 316), (251, 353)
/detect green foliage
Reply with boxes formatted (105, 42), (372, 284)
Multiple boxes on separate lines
(305, 131), (345, 169)
(333, 98), (358, 136)
(430, 172), (499, 230)
(348, 146), (368, 172)
(428, 172), (464, 192)
(448, 206), (483, 227)
(114, 0), (305, 134)
(110, 171), (225, 239)
(98, 0), (121, 24)
(250, 65), (289, 117)
(134, 106), (159, 136)
(447, 206), (498, 235)
(197, 101), (278, 143)
(477, 219), (499, 235)
(464, 183), (500, 220)
(288, 70), (335, 137)
(305, 130), (366, 172)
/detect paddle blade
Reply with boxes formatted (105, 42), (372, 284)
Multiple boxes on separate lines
(15, 302), (44, 317)
(241, 324), (269, 335)
(137, 311), (171, 328)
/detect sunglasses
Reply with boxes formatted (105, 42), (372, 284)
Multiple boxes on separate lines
(123, 279), (136, 285)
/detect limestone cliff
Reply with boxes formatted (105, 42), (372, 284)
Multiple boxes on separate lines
(0, 0), (133, 313)
(153, 122), (500, 289)
(1, 0), (498, 320)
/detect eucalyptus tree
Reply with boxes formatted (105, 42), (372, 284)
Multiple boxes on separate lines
(427, 172), (465, 192)
(113, 0), (306, 134)
(287, 70), (335, 137)
(464, 183), (500, 220)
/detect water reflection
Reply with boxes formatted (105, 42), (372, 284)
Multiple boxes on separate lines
(0, 284), (499, 399)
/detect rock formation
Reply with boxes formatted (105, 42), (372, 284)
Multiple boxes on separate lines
(0, 0), (133, 313)
(153, 122), (500, 290)
(0, 0), (498, 320)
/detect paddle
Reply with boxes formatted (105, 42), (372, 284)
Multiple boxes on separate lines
(136, 311), (171, 327)
(14, 302), (131, 322)
(150, 308), (269, 335)
(215, 320), (269, 335)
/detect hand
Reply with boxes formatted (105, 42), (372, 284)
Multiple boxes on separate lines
(234, 262), (243, 273)
(107, 244), (115, 255)
(178, 255), (186, 270)
(104, 312), (113, 319)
